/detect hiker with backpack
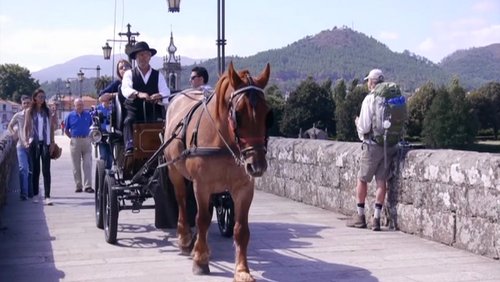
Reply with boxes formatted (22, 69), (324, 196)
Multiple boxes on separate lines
(346, 68), (407, 231)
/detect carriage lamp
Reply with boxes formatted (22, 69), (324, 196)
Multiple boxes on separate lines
(89, 124), (102, 143)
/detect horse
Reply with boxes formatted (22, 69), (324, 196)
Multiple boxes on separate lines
(163, 62), (271, 282)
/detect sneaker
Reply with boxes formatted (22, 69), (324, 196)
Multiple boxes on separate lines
(346, 214), (367, 228)
(20, 195), (28, 201)
(75, 188), (83, 193)
(372, 217), (381, 231)
(44, 198), (53, 206)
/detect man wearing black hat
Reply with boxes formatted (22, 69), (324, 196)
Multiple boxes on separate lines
(121, 41), (171, 152)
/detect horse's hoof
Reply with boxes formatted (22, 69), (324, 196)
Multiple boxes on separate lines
(192, 262), (210, 275)
(234, 272), (255, 282)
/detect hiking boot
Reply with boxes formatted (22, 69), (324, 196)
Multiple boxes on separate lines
(346, 214), (367, 228)
(372, 217), (381, 231)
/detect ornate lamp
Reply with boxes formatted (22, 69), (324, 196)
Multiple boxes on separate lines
(167, 0), (180, 12)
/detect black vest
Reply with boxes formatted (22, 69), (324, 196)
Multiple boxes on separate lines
(125, 67), (164, 122)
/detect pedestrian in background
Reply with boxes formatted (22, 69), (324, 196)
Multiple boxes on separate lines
(23, 89), (57, 205)
(8, 95), (32, 201)
(64, 98), (93, 193)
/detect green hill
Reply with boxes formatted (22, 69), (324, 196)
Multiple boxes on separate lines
(440, 43), (500, 89)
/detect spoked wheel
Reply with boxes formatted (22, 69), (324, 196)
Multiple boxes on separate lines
(94, 160), (106, 229)
(214, 192), (234, 238)
(103, 175), (119, 244)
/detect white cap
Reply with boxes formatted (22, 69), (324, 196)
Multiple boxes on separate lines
(364, 69), (384, 81)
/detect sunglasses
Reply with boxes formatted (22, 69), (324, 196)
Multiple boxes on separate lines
(190, 75), (200, 81)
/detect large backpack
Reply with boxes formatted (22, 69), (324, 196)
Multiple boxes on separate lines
(371, 82), (407, 146)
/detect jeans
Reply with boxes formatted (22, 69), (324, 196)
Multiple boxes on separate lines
(29, 142), (51, 198)
(98, 142), (112, 169)
(17, 146), (32, 198)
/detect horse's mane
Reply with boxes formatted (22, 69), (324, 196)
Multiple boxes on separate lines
(214, 70), (251, 121)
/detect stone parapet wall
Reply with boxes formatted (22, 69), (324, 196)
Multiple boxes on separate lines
(255, 137), (500, 260)
(0, 135), (17, 209)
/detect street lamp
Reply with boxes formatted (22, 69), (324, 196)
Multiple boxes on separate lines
(166, 1), (225, 74)
(77, 70), (84, 98)
(102, 23), (140, 80)
(102, 42), (112, 60)
(167, 0), (181, 12)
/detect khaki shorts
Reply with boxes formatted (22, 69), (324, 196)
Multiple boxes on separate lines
(358, 143), (398, 182)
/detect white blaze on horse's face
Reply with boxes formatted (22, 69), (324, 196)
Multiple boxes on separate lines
(227, 63), (271, 177)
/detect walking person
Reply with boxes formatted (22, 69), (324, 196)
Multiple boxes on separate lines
(23, 89), (57, 205)
(346, 69), (400, 231)
(64, 98), (94, 193)
(8, 95), (32, 201)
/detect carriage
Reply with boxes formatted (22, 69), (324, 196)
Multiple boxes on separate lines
(92, 62), (271, 282)
(91, 88), (235, 244)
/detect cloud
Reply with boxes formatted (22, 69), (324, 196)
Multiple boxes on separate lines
(472, 0), (499, 13)
(417, 38), (435, 52)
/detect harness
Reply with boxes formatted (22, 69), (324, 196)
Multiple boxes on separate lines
(131, 81), (267, 183)
(168, 80), (266, 166)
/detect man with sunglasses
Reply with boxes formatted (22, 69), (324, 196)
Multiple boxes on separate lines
(190, 66), (211, 92)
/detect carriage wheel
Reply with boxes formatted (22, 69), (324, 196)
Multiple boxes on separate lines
(103, 175), (119, 244)
(94, 160), (106, 229)
(215, 192), (234, 238)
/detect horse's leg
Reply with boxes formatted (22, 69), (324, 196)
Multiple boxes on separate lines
(169, 167), (192, 255)
(191, 186), (212, 275)
(233, 187), (255, 282)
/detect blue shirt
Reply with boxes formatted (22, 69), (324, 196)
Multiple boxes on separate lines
(65, 110), (92, 137)
(96, 104), (111, 131)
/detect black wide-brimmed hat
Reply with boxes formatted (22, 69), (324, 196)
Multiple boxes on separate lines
(128, 41), (157, 60)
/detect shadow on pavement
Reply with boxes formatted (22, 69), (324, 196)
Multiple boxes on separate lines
(0, 189), (65, 282)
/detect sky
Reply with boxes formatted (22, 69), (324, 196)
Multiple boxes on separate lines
(1, 0), (499, 73)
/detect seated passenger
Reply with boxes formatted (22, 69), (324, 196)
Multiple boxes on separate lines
(99, 59), (131, 132)
(190, 66), (212, 92)
(120, 41), (171, 153)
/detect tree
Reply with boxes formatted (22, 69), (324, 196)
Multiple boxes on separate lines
(407, 82), (437, 138)
(265, 84), (286, 136)
(95, 75), (113, 94)
(334, 79), (366, 141)
(280, 76), (335, 137)
(468, 82), (500, 139)
(0, 64), (40, 102)
(422, 80), (477, 148)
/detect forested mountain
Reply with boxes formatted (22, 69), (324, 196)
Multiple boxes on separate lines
(35, 27), (500, 94)
(440, 43), (500, 88)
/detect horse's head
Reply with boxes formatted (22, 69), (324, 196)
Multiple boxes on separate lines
(215, 62), (272, 177)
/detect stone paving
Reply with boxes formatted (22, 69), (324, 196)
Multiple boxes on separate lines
(1, 136), (499, 282)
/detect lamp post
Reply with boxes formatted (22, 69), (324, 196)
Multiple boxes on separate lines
(77, 70), (84, 98)
(166, 1), (225, 74)
(78, 65), (101, 96)
(216, 0), (226, 74)
(102, 24), (140, 80)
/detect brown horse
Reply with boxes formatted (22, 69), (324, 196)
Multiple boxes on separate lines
(163, 62), (271, 281)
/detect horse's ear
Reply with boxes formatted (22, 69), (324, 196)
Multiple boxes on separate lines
(228, 61), (243, 87)
(255, 63), (271, 88)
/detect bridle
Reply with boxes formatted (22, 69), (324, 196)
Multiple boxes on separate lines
(227, 82), (268, 159)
